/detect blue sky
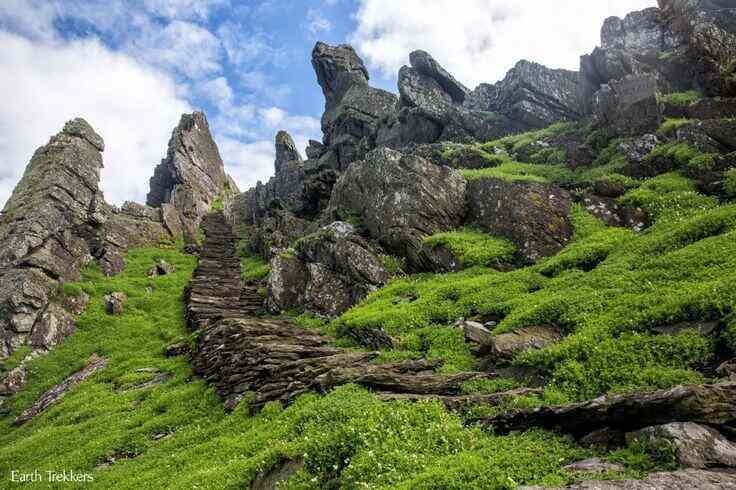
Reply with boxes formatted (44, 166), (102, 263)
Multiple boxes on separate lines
(0, 0), (655, 206)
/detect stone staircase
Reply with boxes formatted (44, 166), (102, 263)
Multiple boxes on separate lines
(186, 212), (495, 412)
(185, 212), (263, 330)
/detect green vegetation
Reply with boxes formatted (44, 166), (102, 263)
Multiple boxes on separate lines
(480, 122), (578, 155)
(726, 169), (736, 198)
(378, 254), (406, 275)
(657, 118), (692, 137)
(619, 173), (718, 222)
(59, 282), (85, 299)
(658, 90), (702, 107)
(423, 229), (515, 268)
(241, 255), (271, 284)
(342, 188), (736, 401)
(441, 144), (504, 168)
(644, 142), (700, 168)
(1, 246), (643, 489)
(0, 346), (32, 377)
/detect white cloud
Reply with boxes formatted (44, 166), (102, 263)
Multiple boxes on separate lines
(351, 0), (657, 88)
(305, 8), (332, 38)
(143, 0), (228, 20)
(0, 0), (57, 40)
(240, 70), (292, 103)
(259, 107), (321, 135)
(200, 76), (233, 109)
(130, 20), (223, 79)
(0, 32), (191, 206)
(218, 23), (289, 68)
(217, 137), (275, 189)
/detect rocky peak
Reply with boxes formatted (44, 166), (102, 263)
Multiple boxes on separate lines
(311, 42), (370, 110)
(600, 8), (667, 52)
(409, 50), (470, 104)
(61, 118), (105, 152)
(310, 41), (398, 170)
(146, 111), (229, 227)
(274, 130), (303, 175)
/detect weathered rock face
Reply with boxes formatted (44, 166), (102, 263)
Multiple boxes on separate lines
(410, 50), (470, 104)
(0, 119), (178, 360)
(472, 60), (581, 129)
(312, 42), (397, 170)
(591, 75), (663, 136)
(0, 119), (104, 359)
(465, 178), (573, 263)
(470, 381), (736, 438)
(581, 0), (736, 117)
(635, 422), (736, 469)
(249, 207), (315, 260)
(480, 325), (563, 363)
(580, 7), (688, 110)
(267, 222), (390, 316)
(327, 148), (467, 270)
(146, 111), (230, 229)
(659, 0), (736, 97)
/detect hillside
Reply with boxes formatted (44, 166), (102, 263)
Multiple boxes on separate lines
(2, 0), (736, 488)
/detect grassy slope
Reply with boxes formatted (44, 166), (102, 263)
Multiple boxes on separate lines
(0, 245), (641, 489)
(341, 166), (736, 402)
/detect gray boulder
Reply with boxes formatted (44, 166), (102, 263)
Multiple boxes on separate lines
(635, 422), (736, 469)
(591, 75), (663, 136)
(480, 325), (563, 363)
(104, 292), (126, 315)
(267, 222), (390, 316)
(465, 178), (573, 263)
(327, 148), (467, 270)
(398, 65), (456, 124)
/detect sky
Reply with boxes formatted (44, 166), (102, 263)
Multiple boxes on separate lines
(0, 0), (656, 207)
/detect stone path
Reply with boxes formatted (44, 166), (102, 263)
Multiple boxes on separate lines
(186, 212), (498, 412)
(185, 212), (263, 330)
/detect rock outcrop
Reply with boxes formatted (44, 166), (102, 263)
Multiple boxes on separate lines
(327, 148), (467, 270)
(267, 222), (390, 316)
(0, 119), (160, 360)
(581, 0), (736, 119)
(13, 354), (107, 425)
(470, 381), (736, 438)
(312, 42), (397, 170)
(465, 178), (573, 263)
(147, 111), (231, 232)
(227, 131), (305, 236)
(468, 60), (581, 129)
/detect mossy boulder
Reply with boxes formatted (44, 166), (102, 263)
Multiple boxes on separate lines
(465, 177), (574, 263)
